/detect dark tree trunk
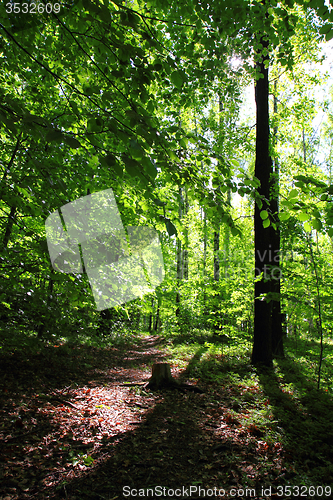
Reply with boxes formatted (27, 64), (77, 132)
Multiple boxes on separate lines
(0, 133), (22, 202)
(147, 363), (175, 390)
(148, 297), (154, 332)
(202, 208), (207, 322)
(37, 271), (54, 339)
(154, 296), (161, 331)
(251, 36), (273, 367)
(183, 185), (189, 280)
(2, 205), (16, 248)
(271, 80), (284, 358)
(213, 228), (221, 332)
(213, 230), (220, 282)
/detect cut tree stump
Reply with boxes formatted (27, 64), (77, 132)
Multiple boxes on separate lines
(147, 363), (203, 393)
(120, 363), (204, 393)
(147, 363), (175, 390)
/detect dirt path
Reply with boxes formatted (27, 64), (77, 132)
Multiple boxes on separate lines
(0, 335), (289, 499)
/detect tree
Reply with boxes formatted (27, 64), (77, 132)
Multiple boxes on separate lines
(0, 0), (332, 354)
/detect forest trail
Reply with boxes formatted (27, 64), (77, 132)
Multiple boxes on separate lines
(0, 335), (306, 499)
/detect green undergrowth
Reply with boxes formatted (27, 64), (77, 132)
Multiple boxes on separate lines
(164, 331), (333, 488)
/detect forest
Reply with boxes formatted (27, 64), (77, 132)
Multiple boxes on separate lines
(1, 0), (333, 498)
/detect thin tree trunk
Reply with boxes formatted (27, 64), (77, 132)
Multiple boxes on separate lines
(154, 296), (162, 332)
(0, 133), (22, 202)
(183, 185), (189, 280)
(224, 189), (231, 279)
(214, 230), (220, 282)
(37, 270), (54, 338)
(176, 186), (183, 317)
(148, 297), (154, 332)
(2, 205), (16, 248)
(302, 127), (307, 164)
(202, 207), (207, 323)
(251, 35), (273, 367)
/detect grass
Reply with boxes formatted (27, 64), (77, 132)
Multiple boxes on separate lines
(163, 329), (333, 490)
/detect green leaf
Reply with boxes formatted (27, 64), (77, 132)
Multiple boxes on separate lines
(142, 156), (157, 179)
(304, 221), (312, 232)
(260, 210), (269, 220)
(168, 150), (178, 162)
(230, 227), (241, 237)
(87, 118), (100, 132)
(123, 155), (140, 178)
(170, 71), (185, 89)
(263, 218), (270, 228)
(147, 100), (155, 113)
(312, 218), (322, 231)
(154, 198), (167, 207)
(328, 228), (333, 237)
(297, 212), (309, 222)
(230, 159), (239, 167)
(165, 218), (177, 236)
(83, 455), (94, 466)
(278, 211), (290, 222)
(288, 188), (298, 199)
(65, 136), (81, 149)
(46, 129), (63, 142)
(319, 23), (332, 34)
(325, 29), (333, 41)
(130, 147), (144, 161)
(104, 154), (116, 166)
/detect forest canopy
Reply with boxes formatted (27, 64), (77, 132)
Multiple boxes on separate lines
(0, 0), (333, 371)
(2, 0), (333, 498)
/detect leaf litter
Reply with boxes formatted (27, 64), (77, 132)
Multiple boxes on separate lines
(0, 335), (332, 499)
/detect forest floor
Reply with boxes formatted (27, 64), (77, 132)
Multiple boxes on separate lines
(1, 333), (333, 500)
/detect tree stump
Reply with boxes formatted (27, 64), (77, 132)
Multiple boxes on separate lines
(147, 363), (176, 390)
(146, 363), (203, 393)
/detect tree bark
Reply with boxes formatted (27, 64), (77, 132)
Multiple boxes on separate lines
(251, 36), (273, 367)
(2, 205), (16, 249)
(213, 230), (220, 282)
(175, 186), (183, 317)
(182, 185), (189, 280)
(154, 296), (162, 332)
(147, 363), (175, 390)
(148, 297), (154, 332)
(147, 363), (203, 393)
(202, 207), (207, 317)
(37, 270), (54, 338)
(0, 133), (22, 202)
(271, 79), (284, 357)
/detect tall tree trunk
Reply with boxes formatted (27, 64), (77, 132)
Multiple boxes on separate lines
(2, 205), (16, 248)
(0, 133), (22, 202)
(213, 228), (221, 332)
(182, 185), (189, 280)
(223, 189), (231, 279)
(202, 207), (207, 324)
(148, 297), (154, 332)
(251, 36), (273, 367)
(213, 230), (220, 282)
(176, 186), (183, 317)
(37, 270), (54, 339)
(271, 79), (284, 357)
(154, 296), (162, 332)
